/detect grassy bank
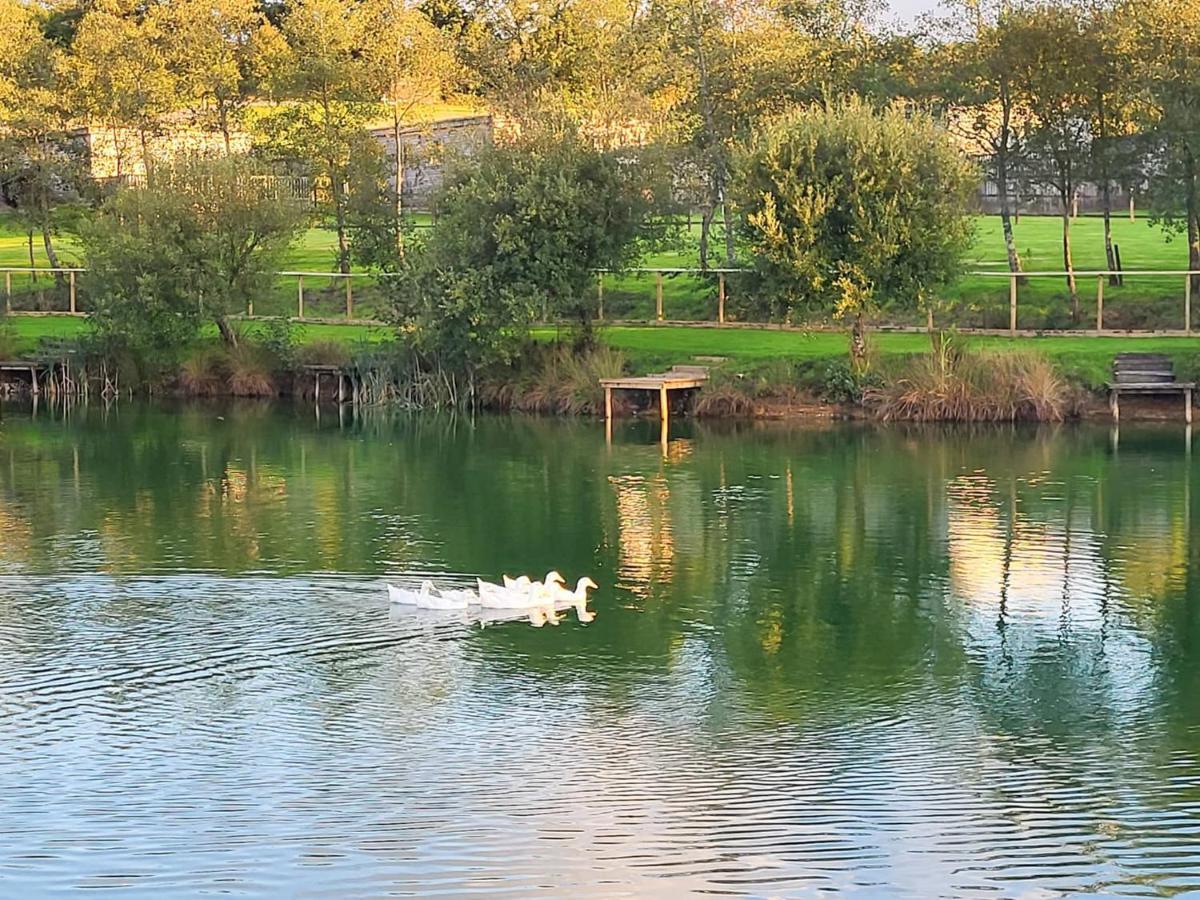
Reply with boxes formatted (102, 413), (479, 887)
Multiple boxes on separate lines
(11, 314), (1200, 392)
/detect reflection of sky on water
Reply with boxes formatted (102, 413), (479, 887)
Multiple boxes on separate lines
(6, 411), (1200, 894)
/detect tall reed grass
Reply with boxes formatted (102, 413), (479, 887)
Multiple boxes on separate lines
(481, 345), (626, 415)
(871, 333), (1071, 422)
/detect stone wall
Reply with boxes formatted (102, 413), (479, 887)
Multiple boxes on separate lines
(80, 125), (253, 180)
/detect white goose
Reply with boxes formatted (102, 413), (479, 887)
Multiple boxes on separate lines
(387, 580), (471, 611)
(478, 571), (565, 609)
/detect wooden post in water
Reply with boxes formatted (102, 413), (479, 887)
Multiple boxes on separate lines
(345, 276), (353, 319)
(597, 273), (604, 321)
(69, 271), (76, 314)
(656, 272), (664, 321)
(297, 276), (305, 318)
(1096, 274), (1104, 333)
(718, 274), (726, 325)
(1009, 272), (1018, 336)
(659, 382), (669, 455)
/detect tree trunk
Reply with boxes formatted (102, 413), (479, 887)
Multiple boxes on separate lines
(996, 120), (1022, 278)
(698, 205), (713, 270)
(393, 106), (405, 255)
(1061, 206), (1078, 323)
(216, 316), (239, 348)
(719, 181), (735, 266)
(1102, 181), (1117, 286)
(40, 214), (60, 271)
(850, 311), (868, 371)
(139, 129), (153, 183)
(330, 165), (351, 275)
(1186, 147), (1200, 298)
(221, 107), (232, 157)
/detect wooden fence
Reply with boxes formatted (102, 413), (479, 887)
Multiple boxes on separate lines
(6, 265), (1200, 336)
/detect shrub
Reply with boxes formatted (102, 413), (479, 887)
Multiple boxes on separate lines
(871, 334), (1068, 422)
(735, 98), (976, 369)
(818, 360), (883, 405)
(297, 339), (351, 368)
(179, 347), (227, 396)
(481, 345), (627, 415)
(694, 381), (756, 417)
(390, 132), (658, 374)
(225, 343), (276, 397)
(0, 318), (18, 360)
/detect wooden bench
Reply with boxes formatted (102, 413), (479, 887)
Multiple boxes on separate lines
(1108, 353), (1195, 423)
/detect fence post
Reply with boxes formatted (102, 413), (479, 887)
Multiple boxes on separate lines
(718, 274), (726, 325)
(1187, 274), (1193, 336)
(1009, 272), (1017, 336)
(1096, 274), (1104, 333)
(656, 271), (664, 321)
(69, 271), (77, 314)
(297, 276), (304, 318)
(4, 272), (10, 314)
(248, 296), (254, 317)
(345, 276), (353, 319)
(1129, 196), (1136, 221)
(597, 273), (604, 321)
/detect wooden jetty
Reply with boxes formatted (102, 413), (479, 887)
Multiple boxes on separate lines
(1108, 352), (1195, 423)
(600, 366), (708, 443)
(305, 364), (354, 404)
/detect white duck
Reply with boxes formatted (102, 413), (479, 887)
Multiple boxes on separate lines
(553, 576), (598, 622)
(387, 580), (471, 611)
(478, 571), (565, 609)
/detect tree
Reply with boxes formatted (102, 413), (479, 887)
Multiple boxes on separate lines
(1080, 3), (1138, 283)
(359, 0), (457, 246)
(735, 98), (975, 368)
(153, 0), (284, 155)
(69, 0), (176, 179)
(928, 2), (1032, 279)
(80, 155), (305, 366)
(1132, 0), (1200, 295)
(391, 134), (653, 375)
(1011, 3), (1091, 322)
(263, 0), (375, 274)
(0, 0), (84, 273)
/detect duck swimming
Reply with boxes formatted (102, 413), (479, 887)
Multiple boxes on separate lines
(387, 580), (471, 611)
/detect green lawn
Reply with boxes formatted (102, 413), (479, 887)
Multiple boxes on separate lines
(3, 211), (1197, 328)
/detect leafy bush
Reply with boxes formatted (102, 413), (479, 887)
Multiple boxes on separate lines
(79, 155), (306, 375)
(735, 98), (976, 368)
(255, 319), (299, 371)
(819, 360), (884, 404)
(391, 132), (656, 374)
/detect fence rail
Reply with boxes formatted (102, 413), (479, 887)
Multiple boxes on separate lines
(5, 265), (1200, 336)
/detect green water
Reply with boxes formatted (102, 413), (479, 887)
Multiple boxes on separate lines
(3, 403), (1200, 896)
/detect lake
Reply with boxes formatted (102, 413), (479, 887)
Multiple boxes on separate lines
(2, 403), (1199, 896)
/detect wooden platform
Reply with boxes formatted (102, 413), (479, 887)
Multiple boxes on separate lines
(1107, 353), (1195, 423)
(600, 365), (709, 426)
